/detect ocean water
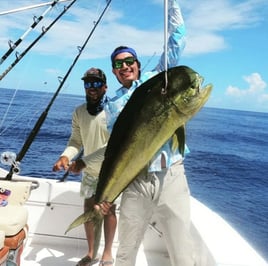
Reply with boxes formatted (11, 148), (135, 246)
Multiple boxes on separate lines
(0, 88), (267, 260)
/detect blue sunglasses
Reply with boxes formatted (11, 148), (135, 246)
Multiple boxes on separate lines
(84, 81), (104, 89)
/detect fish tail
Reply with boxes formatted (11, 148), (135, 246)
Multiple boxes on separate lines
(65, 208), (103, 234)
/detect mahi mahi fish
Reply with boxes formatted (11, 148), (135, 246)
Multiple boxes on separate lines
(65, 65), (213, 233)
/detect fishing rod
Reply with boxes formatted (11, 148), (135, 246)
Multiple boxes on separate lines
(5, 0), (112, 180)
(0, 0), (77, 81)
(58, 149), (83, 182)
(1, 0), (61, 65)
(0, 0), (71, 16)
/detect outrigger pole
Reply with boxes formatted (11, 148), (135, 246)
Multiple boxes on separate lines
(0, 0), (71, 16)
(5, 0), (112, 180)
(0, 0), (77, 81)
(1, 0), (61, 65)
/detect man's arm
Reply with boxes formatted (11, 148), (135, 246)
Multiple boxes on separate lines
(68, 145), (106, 176)
(52, 109), (82, 172)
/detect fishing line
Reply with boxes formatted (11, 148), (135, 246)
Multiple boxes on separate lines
(0, 90), (18, 135)
(0, 0), (77, 82)
(0, 89), (51, 151)
(0, 0), (61, 65)
(161, 0), (168, 95)
(141, 52), (156, 74)
(5, 0), (112, 180)
(0, 77), (54, 141)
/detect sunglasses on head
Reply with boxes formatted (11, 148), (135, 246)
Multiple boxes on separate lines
(113, 57), (136, 69)
(84, 81), (104, 89)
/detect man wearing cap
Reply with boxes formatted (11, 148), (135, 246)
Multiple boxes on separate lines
(53, 68), (116, 266)
(69, 0), (195, 265)
(100, 0), (195, 265)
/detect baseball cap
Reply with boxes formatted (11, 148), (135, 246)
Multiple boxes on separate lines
(81, 68), (106, 83)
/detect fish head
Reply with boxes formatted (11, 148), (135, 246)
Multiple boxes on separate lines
(167, 66), (212, 117)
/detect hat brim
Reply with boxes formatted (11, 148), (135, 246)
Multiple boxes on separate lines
(81, 76), (105, 82)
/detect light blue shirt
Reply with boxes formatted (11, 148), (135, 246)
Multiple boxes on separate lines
(105, 0), (189, 172)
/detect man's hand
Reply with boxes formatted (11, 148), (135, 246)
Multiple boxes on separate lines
(52, 156), (69, 171)
(68, 158), (86, 174)
(94, 201), (113, 215)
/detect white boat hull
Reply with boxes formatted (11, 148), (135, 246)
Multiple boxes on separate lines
(0, 168), (266, 266)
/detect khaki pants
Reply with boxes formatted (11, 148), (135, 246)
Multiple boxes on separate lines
(116, 162), (195, 266)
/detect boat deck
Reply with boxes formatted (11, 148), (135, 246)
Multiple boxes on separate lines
(0, 170), (267, 266)
(18, 176), (172, 266)
(21, 234), (172, 266)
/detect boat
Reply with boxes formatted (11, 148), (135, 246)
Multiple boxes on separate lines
(0, 167), (267, 266)
(0, 2), (267, 266)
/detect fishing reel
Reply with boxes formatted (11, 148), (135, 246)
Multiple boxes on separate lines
(0, 151), (20, 174)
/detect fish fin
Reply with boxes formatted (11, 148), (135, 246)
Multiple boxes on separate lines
(171, 134), (178, 152)
(172, 125), (185, 156)
(65, 209), (103, 234)
(93, 218), (103, 258)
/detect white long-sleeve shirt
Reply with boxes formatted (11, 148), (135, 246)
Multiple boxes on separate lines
(61, 103), (109, 176)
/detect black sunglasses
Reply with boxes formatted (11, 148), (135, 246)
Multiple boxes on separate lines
(113, 57), (136, 69)
(84, 81), (104, 89)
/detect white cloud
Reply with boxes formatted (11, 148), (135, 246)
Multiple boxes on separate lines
(185, 33), (226, 55)
(181, 0), (266, 55)
(1, 0), (267, 58)
(244, 73), (266, 93)
(259, 93), (268, 104)
(226, 85), (244, 97)
(0, 1), (165, 59)
(225, 73), (267, 105)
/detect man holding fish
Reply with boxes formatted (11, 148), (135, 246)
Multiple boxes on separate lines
(69, 0), (201, 265)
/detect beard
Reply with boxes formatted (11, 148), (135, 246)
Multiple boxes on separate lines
(86, 93), (108, 115)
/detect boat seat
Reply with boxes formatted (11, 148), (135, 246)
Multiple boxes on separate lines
(0, 230), (9, 265)
(0, 231), (4, 250)
(0, 180), (31, 236)
(0, 180), (32, 266)
(0, 180), (32, 206)
(0, 205), (28, 236)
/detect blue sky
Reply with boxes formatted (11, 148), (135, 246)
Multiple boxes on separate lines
(0, 0), (268, 113)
